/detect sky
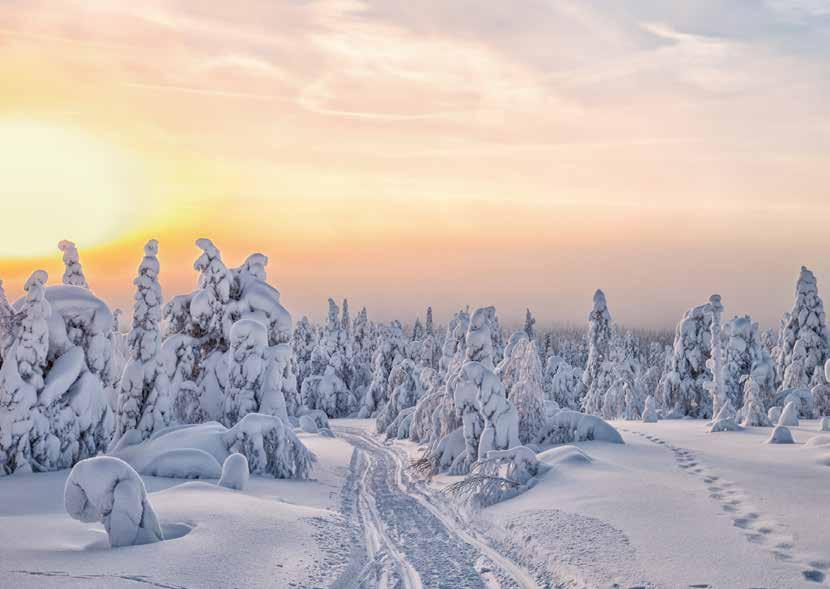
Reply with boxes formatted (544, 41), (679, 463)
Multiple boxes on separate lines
(0, 0), (829, 330)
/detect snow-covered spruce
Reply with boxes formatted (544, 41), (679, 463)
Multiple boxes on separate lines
(112, 413), (313, 480)
(0, 279), (16, 361)
(767, 406), (782, 424)
(658, 300), (717, 418)
(291, 316), (316, 396)
(358, 321), (405, 418)
(706, 295), (728, 419)
(473, 361), (521, 458)
(581, 290), (614, 416)
(497, 339), (546, 444)
(65, 456), (163, 548)
(218, 453), (249, 491)
(58, 240), (89, 289)
(1, 271), (115, 475)
(537, 410), (624, 445)
(775, 267), (829, 389)
(524, 308), (536, 340)
(543, 355), (582, 410)
(376, 359), (421, 434)
(723, 316), (776, 415)
(114, 240), (172, 443)
(225, 319), (269, 426)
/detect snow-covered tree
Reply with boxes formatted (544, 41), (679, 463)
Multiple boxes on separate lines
(0, 270), (50, 474)
(425, 306), (434, 336)
(58, 240), (88, 289)
(581, 290), (613, 415)
(0, 280), (16, 363)
(114, 240), (171, 442)
(658, 301), (716, 418)
(358, 322), (405, 417)
(504, 340), (546, 444)
(706, 294), (728, 419)
(292, 316), (316, 394)
(412, 317), (424, 341)
(376, 359), (421, 433)
(642, 395), (658, 422)
(781, 340), (810, 390)
(524, 308), (536, 341)
(341, 298), (351, 334)
(721, 315), (775, 413)
(543, 355), (582, 410)
(775, 266), (829, 388)
(350, 306), (374, 398)
(224, 319), (270, 427)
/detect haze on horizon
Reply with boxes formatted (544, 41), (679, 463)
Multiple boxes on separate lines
(0, 0), (828, 330)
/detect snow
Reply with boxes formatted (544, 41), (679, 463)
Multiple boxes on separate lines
(64, 456), (163, 548)
(766, 425), (795, 444)
(218, 452), (249, 490)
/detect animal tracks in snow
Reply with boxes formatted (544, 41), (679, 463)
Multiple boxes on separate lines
(621, 428), (828, 586)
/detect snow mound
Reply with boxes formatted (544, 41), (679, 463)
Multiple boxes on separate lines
(805, 435), (830, 448)
(778, 401), (800, 427)
(819, 417), (830, 432)
(65, 456), (163, 548)
(142, 448), (222, 479)
(218, 453), (249, 491)
(538, 444), (593, 466)
(765, 426), (795, 444)
(708, 418), (741, 433)
(538, 410), (624, 445)
(111, 414), (314, 480)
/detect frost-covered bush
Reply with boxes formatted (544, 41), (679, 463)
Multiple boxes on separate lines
(775, 267), (828, 388)
(446, 446), (547, 509)
(658, 300), (716, 418)
(537, 410), (623, 445)
(114, 240), (172, 442)
(218, 453), (249, 491)
(580, 290), (613, 415)
(65, 456), (163, 548)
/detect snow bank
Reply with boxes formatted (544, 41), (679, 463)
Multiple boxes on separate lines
(142, 448), (222, 479)
(765, 426), (795, 444)
(65, 456), (163, 548)
(538, 410), (624, 445)
(112, 414), (314, 480)
(218, 453), (249, 491)
(805, 435), (830, 448)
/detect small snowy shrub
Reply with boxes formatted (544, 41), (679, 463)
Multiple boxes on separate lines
(65, 456), (163, 548)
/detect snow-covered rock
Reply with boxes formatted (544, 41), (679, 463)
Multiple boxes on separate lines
(765, 426), (795, 444)
(218, 453), (249, 491)
(64, 456), (163, 548)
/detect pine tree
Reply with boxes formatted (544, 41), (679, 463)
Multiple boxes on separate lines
(425, 306), (434, 336)
(524, 308), (536, 341)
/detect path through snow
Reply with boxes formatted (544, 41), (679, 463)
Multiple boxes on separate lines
(332, 427), (543, 589)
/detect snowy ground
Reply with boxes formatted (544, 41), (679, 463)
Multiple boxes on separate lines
(1, 419), (829, 588)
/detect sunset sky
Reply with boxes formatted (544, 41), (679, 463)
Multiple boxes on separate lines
(1, 1), (829, 329)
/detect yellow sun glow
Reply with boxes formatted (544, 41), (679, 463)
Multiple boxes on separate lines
(0, 119), (146, 258)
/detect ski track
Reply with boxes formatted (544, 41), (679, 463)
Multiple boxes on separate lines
(620, 427), (829, 586)
(334, 427), (541, 589)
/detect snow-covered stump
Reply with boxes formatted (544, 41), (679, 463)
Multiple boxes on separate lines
(65, 456), (163, 548)
(778, 401), (800, 427)
(766, 426), (795, 445)
(218, 453), (249, 491)
(642, 395), (658, 423)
